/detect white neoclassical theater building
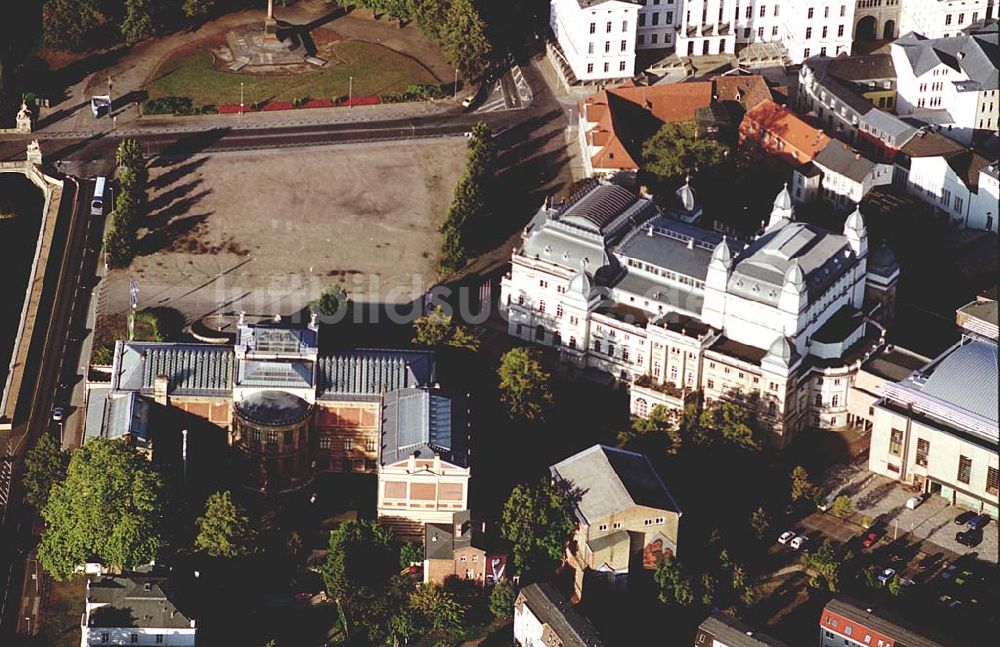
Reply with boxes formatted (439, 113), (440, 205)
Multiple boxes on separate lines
(500, 180), (899, 446)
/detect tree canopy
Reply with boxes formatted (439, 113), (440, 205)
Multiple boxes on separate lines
(194, 490), (255, 558)
(439, 121), (497, 272)
(23, 432), (69, 510)
(501, 478), (576, 578)
(38, 438), (165, 580)
(642, 121), (727, 184)
(440, 0), (493, 79)
(411, 306), (480, 350)
(312, 285), (350, 321)
(497, 346), (554, 420)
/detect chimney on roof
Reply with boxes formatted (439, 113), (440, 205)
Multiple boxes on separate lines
(408, 453), (417, 473)
(273, 313), (281, 322)
(153, 375), (169, 406)
(433, 453), (442, 472)
(238, 310), (246, 326)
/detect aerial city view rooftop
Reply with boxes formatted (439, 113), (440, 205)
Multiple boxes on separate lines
(0, 0), (997, 645)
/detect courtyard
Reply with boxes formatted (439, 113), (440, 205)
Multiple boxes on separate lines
(101, 137), (468, 327)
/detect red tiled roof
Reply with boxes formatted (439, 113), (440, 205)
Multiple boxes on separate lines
(713, 75), (772, 111)
(581, 82), (714, 171)
(741, 100), (831, 165)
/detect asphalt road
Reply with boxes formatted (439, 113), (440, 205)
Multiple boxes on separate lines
(0, 174), (91, 638)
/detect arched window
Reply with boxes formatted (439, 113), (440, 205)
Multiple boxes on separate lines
(635, 398), (648, 417)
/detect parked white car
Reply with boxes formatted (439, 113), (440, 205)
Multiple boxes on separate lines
(905, 495), (926, 510)
(790, 535), (810, 550)
(878, 567), (896, 585)
(818, 494), (836, 512)
(778, 531), (796, 545)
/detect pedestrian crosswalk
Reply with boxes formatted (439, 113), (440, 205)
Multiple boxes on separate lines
(0, 439), (12, 507)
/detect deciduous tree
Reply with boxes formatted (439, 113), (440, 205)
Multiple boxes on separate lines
(750, 505), (770, 540)
(440, 0), (493, 79)
(489, 581), (517, 619)
(831, 495), (854, 519)
(38, 438), (165, 579)
(790, 465), (820, 504)
(497, 347), (553, 421)
(23, 432), (69, 510)
(194, 490), (254, 558)
(412, 306), (480, 350)
(501, 478), (575, 577)
(312, 285), (350, 321)
(642, 121), (727, 184)
(399, 541), (424, 568)
(321, 520), (399, 638)
(121, 0), (156, 46)
(410, 584), (465, 635)
(41, 0), (99, 52)
(182, 0), (217, 19)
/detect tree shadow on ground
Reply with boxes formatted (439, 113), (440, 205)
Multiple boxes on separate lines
(137, 212), (212, 256)
(152, 127), (232, 166)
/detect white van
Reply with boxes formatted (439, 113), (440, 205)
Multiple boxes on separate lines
(91, 177), (107, 216)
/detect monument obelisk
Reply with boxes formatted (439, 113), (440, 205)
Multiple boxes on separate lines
(263, 0), (279, 42)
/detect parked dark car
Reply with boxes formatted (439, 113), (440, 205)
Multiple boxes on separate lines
(966, 514), (991, 531)
(956, 529), (984, 548)
(954, 511), (977, 525)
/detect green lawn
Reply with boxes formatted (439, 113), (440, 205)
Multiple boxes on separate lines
(145, 41), (439, 107)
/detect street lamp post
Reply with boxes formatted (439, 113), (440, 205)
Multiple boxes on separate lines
(240, 82), (245, 116)
(182, 429), (188, 485)
(349, 76), (353, 107)
(454, 68), (459, 98)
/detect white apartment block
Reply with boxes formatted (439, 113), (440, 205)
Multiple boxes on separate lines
(794, 141), (895, 213)
(899, 0), (992, 38)
(868, 336), (999, 517)
(550, 0), (640, 82)
(549, 0), (856, 84)
(500, 181), (899, 445)
(891, 30), (999, 147)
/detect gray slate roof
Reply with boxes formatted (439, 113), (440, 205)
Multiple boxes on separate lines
(698, 613), (791, 646)
(901, 338), (998, 423)
(114, 342), (234, 396)
(318, 350), (435, 401)
(895, 31), (999, 89)
(615, 216), (734, 281)
(381, 388), (467, 467)
(814, 141), (880, 182)
(237, 322), (317, 353)
(730, 221), (855, 306)
(519, 582), (604, 647)
(86, 575), (193, 630)
(550, 444), (680, 526)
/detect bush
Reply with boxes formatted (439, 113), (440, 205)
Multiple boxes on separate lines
(140, 96), (194, 116)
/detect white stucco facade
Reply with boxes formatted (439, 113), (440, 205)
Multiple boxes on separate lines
(901, 155), (997, 231)
(501, 181), (897, 445)
(551, 0), (640, 81)
(891, 32), (999, 147)
(899, 0), (990, 38)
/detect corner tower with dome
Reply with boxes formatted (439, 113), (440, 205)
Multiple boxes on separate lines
(501, 180), (899, 446)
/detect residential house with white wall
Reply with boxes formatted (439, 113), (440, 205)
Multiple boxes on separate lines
(793, 140), (894, 212)
(893, 130), (998, 232)
(891, 30), (999, 147)
(514, 582), (604, 647)
(550, 0), (641, 82)
(797, 54), (917, 163)
(899, 0), (992, 38)
(82, 574), (196, 646)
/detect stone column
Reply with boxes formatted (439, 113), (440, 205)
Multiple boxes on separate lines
(264, 0), (279, 41)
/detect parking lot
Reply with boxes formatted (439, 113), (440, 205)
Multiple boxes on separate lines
(822, 462), (998, 564)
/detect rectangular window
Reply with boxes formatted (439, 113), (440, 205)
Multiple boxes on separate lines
(366, 439), (377, 452)
(620, 40), (627, 52)
(156, 637), (164, 645)
(622, 20), (628, 31)
(652, 13), (659, 25)
(590, 22), (596, 34)
(598, 523), (608, 531)
(604, 41), (610, 53)
(822, 26), (828, 38)
(606, 21), (612, 33)
(806, 27), (812, 39)
(284, 430), (293, 444)
(666, 11), (673, 22)
(319, 436), (331, 450)
(807, 7), (814, 18)
(639, 13), (646, 27)
(761, 5), (767, 18)
(958, 455), (972, 484)
(613, 522), (623, 529)
(604, 61), (609, 73)
(987, 466), (999, 496)
(343, 439), (352, 451)
(130, 635), (138, 645)
(916, 439), (929, 467)
(619, 60), (627, 71)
